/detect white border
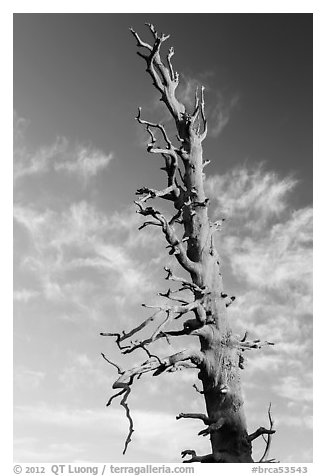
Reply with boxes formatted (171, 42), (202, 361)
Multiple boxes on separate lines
(3, 1), (324, 473)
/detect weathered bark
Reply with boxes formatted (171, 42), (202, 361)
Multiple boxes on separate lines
(101, 24), (275, 463)
(170, 108), (253, 463)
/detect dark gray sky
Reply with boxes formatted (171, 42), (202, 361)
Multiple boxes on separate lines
(14, 14), (312, 207)
(13, 13), (312, 463)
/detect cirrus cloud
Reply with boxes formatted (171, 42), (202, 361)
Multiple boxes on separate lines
(14, 115), (114, 184)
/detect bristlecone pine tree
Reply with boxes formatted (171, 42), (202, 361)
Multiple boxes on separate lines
(101, 23), (276, 464)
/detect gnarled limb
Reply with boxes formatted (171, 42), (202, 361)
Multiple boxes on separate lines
(158, 288), (190, 305)
(198, 86), (207, 142)
(138, 220), (161, 231)
(198, 418), (225, 436)
(101, 352), (123, 374)
(150, 310), (174, 341)
(99, 333), (130, 351)
(101, 314), (207, 358)
(259, 403), (275, 463)
(135, 201), (201, 276)
(181, 450), (216, 463)
(136, 107), (183, 195)
(120, 384), (134, 454)
(134, 342), (163, 364)
(136, 185), (176, 203)
(167, 361), (198, 371)
(100, 309), (162, 347)
(113, 348), (204, 385)
(101, 353), (134, 454)
(176, 413), (214, 425)
(231, 331), (274, 352)
(103, 347), (204, 455)
(101, 308), (187, 356)
(238, 338), (275, 351)
(164, 266), (207, 295)
(249, 427), (276, 442)
(187, 85), (207, 143)
(132, 111), (184, 205)
(142, 299), (203, 317)
(166, 46), (176, 81)
(109, 380), (134, 455)
(136, 107), (178, 157)
(142, 300), (206, 328)
(105, 388), (125, 407)
(130, 24), (185, 121)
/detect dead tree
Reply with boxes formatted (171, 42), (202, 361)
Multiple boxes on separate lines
(101, 24), (275, 463)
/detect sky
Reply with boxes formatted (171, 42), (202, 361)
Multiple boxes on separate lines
(13, 13), (312, 463)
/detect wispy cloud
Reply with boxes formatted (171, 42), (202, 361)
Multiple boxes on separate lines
(14, 136), (67, 181)
(224, 207), (312, 294)
(54, 146), (114, 183)
(13, 111), (29, 143)
(14, 116), (113, 184)
(206, 165), (312, 311)
(209, 92), (240, 138)
(273, 375), (312, 403)
(206, 163), (297, 227)
(13, 288), (39, 302)
(14, 201), (156, 311)
(276, 414), (313, 431)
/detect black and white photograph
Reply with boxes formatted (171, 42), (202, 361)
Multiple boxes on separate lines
(12, 10), (314, 466)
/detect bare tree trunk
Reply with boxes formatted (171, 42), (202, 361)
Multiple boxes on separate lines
(172, 109), (253, 463)
(101, 24), (275, 463)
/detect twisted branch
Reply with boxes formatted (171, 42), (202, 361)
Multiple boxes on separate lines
(136, 185), (176, 203)
(113, 348), (204, 385)
(100, 309), (161, 347)
(181, 450), (216, 463)
(238, 338), (275, 351)
(101, 353), (134, 454)
(136, 107), (176, 152)
(130, 24), (185, 120)
(259, 403), (275, 463)
(249, 426), (276, 442)
(176, 412), (214, 425)
(135, 201), (201, 276)
(164, 266), (206, 295)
